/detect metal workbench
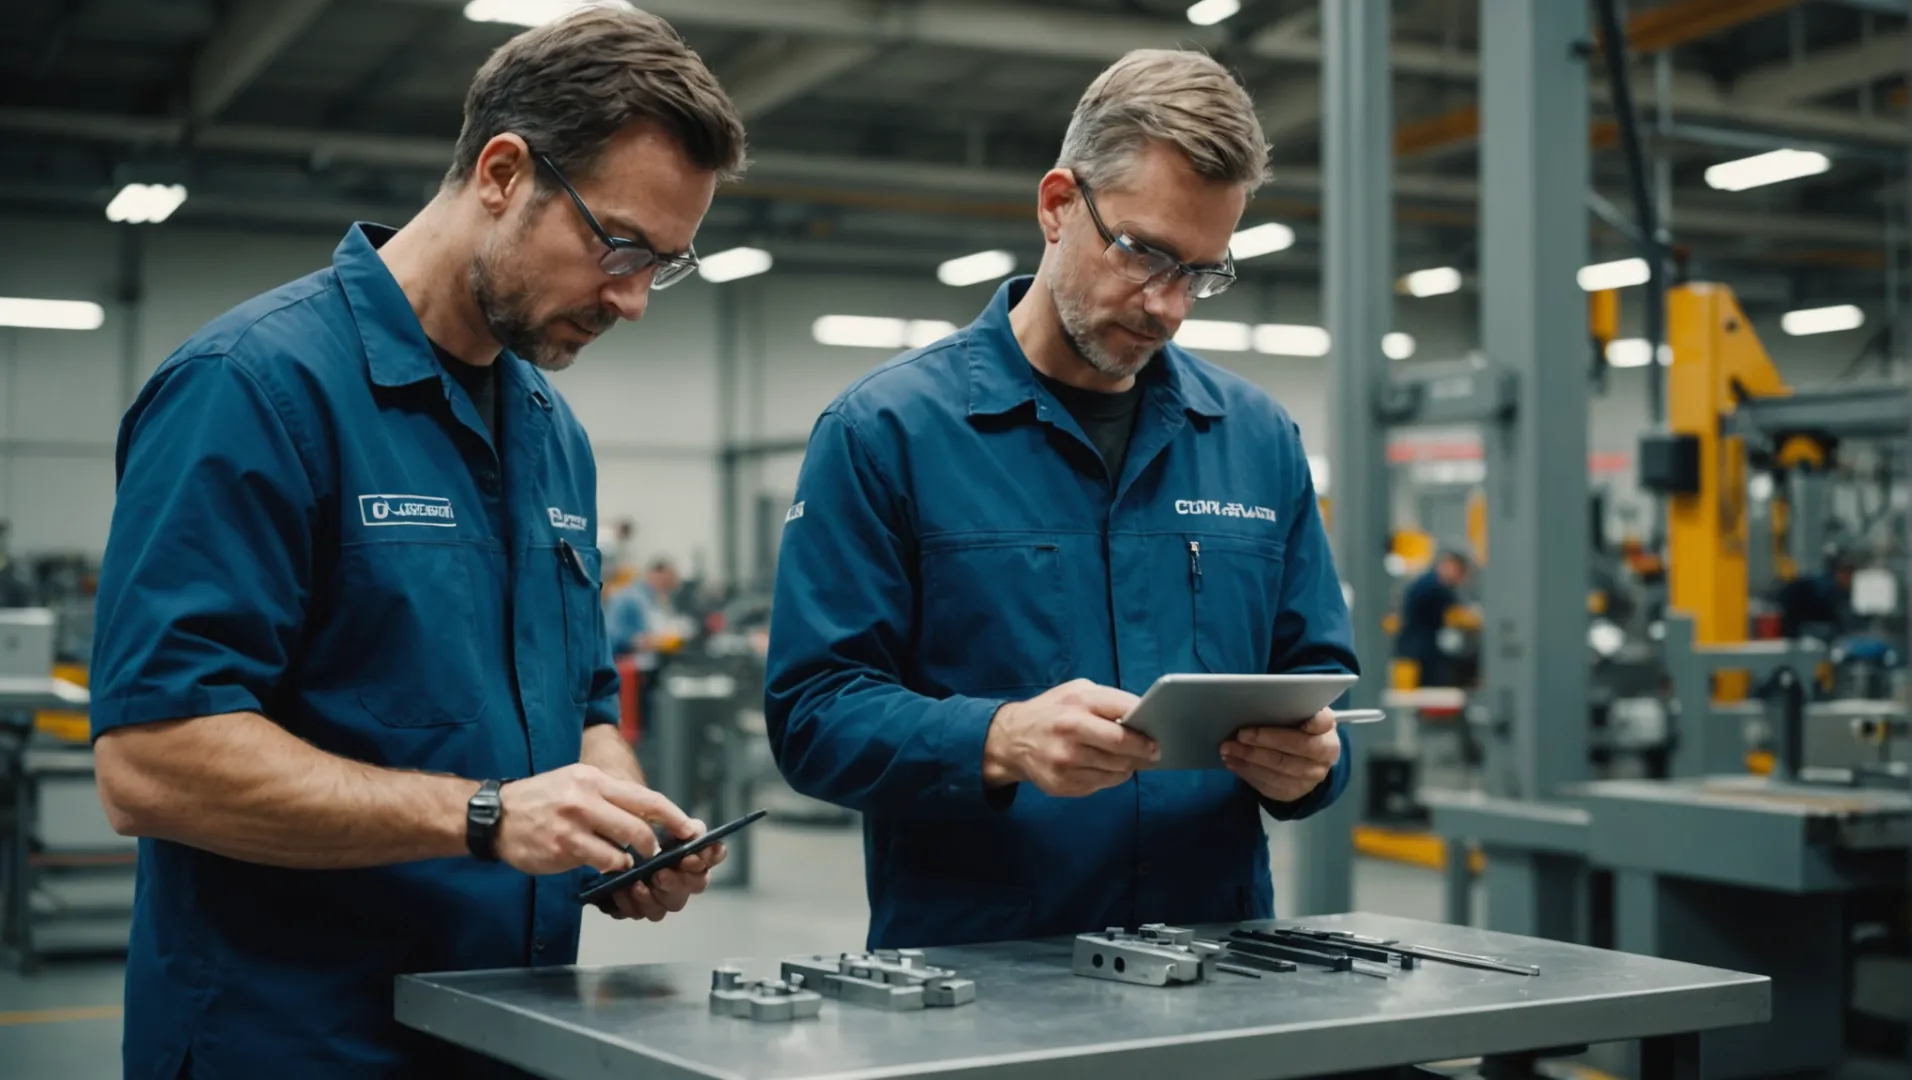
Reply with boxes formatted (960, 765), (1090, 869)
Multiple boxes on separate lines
(395, 912), (1769, 1080)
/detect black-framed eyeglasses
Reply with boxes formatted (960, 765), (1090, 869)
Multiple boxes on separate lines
(534, 151), (699, 288)
(1075, 177), (1236, 300)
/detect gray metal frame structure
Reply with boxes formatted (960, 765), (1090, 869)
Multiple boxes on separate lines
(1307, 0), (1392, 918)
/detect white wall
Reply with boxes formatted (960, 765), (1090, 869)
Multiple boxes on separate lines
(0, 212), (1878, 581)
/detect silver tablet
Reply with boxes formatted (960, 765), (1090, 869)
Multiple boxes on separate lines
(1118, 673), (1363, 771)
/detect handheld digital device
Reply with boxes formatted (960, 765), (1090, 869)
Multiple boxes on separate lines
(1117, 673), (1382, 771)
(577, 808), (768, 909)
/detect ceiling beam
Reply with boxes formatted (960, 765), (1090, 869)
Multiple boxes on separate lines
(0, 106), (1892, 246)
(1731, 30), (1911, 106)
(188, 0), (333, 123)
(1621, 0), (1805, 55)
(723, 37), (880, 118)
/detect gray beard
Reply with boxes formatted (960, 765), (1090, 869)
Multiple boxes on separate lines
(1048, 244), (1159, 381)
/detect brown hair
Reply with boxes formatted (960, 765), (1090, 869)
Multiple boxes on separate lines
(1057, 48), (1268, 192)
(446, 3), (747, 190)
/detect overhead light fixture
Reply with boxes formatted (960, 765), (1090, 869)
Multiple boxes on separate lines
(1781, 304), (1864, 336)
(1704, 148), (1830, 193)
(0, 297), (105, 331)
(1252, 323), (1332, 357)
(105, 183), (187, 224)
(1577, 257), (1650, 292)
(811, 315), (955, 349)
(1186, 0), (1240, 25)
(1604, 338), (1673, 367)
(697, 247), (772, 284)
(905, 319), (957, 347)
(937, 250), (1016, 287)
(462, 0), (624, 26)
(1400, 267), (1462, 298)
(1230, 222), (1295, 260)
(1382, 332), (1416, 360)
(1174, 319), (1252, 352)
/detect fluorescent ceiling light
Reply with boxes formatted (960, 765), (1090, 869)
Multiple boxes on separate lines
(905, 320), (957, 348)
(1229, 222), (1294, 260)
(1186, 0), (1240, 25)
(813, 315), (905, 349)
(1781, 304), (1864, 336)
(1401, 266), (1462, 298)
(1605, 338), (1652, 367)
(1577, 257), (1650, 292)
(937, 250), (1015, 287)
(1174, 319), (1252, 352)
(1253, 323), (1332, 357)
(813, 316), (957, 349)
(1382, 332), (1416, 360)
(0, 297), (105, 331)
(105, 183), (187, 224)
(697, 246), (772, 283)
(463, 0), (624, 26)
(1704, 148), (1830, 193)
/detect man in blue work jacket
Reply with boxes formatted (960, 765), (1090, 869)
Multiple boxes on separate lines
(1395, 550), (1472, 687)
(766, 49), (1359, 950)
(87, 10), (747, 1077)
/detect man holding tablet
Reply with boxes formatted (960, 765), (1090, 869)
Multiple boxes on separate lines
(765, 49), (1358, 950)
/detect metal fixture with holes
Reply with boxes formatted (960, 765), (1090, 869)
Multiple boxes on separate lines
(708, 967), (822, 1021)
(1071, 924), (1216, 986)
(779, 949), (976, 1010)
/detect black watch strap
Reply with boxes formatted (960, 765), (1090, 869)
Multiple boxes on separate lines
(466, 779), (504, 862)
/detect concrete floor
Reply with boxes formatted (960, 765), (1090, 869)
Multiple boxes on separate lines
(0, 819), (1901, 1079)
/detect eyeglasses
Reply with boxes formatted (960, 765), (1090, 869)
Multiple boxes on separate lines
(1075, 177), (1237, 300)
(534, 152), (699, 288)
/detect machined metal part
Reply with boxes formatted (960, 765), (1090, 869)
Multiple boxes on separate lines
(1216, 962), (1264, 979)
(708, 967), (823, 1022)
(1214, 950), (1298, 974)
(1282, 927), (1540, 977)
(1072, 925), (1213, 986)
(1227, 933), (1390, 979)
(780, 951), (975, 1011)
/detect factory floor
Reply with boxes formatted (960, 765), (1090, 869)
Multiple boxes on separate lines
(0, 819), (1903, 1079)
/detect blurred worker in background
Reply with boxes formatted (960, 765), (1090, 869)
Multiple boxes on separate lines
(767, 48), (1357, 951)
(1774, 552), (1853, 642)
(85, 9), (746, 1078)
(609, 557), (695, 723)
(1395, 550), (1472, 688)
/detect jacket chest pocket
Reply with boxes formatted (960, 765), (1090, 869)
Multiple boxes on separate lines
(918, 536), (1071, 695)
(339, 541), (487, 727)
(1185, 534), (1285, 673)
(553, 540), (603, 706)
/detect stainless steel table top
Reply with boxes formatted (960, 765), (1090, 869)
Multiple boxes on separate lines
(396, 912), (1769, 1080)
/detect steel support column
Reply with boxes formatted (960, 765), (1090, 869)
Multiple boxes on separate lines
(1296, 0), (1391, 918)
(1479, 0), (1591, 802)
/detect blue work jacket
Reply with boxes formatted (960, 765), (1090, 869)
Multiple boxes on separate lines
(765, 277), (1358, 950)
(1395, 570), (1457, 664)
(89, 223), (619, 1079)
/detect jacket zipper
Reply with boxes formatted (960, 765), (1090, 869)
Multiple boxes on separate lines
(1188, 540), (1203, 592)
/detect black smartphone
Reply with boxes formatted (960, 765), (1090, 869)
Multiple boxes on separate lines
(576, 808), (767, 908)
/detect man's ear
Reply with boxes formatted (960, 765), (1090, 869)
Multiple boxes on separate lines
(1034, 168), (1079, 245)
(471, 134), (534, 220)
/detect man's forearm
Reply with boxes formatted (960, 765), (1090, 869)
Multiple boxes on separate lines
(94, 711), (476, 869)
(581, 722), (646, 785)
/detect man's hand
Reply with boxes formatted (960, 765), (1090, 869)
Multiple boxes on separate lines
(494, 763), (694, 876)
(602, 831), (726, 922)
(982, 679), (1156, 797)
(1221, 710), (1341, 804)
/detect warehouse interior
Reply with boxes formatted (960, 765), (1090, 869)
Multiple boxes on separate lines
(2, 0), (1911, 1077)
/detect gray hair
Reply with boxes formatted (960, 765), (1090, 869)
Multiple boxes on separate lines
(1056, 48), (1269, 192)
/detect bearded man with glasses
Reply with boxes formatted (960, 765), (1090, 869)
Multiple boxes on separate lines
(88, 8), (745, 1077)
(767, 48), (1360, 951)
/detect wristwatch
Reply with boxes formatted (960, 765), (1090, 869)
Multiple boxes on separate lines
(466, 779), (504, 862)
